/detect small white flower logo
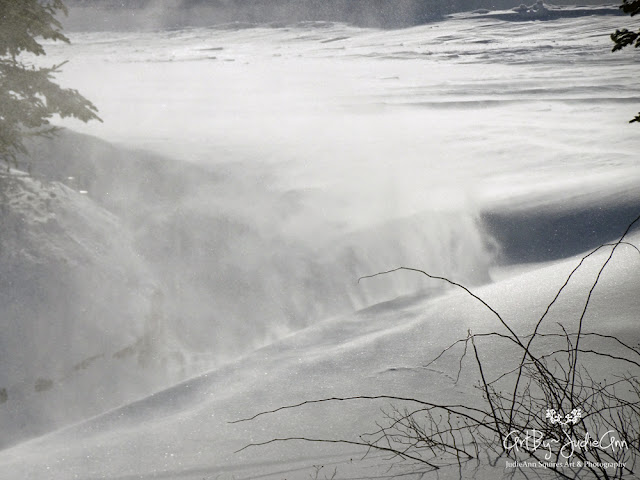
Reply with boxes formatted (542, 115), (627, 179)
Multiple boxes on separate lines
(546, 408), (582, 426)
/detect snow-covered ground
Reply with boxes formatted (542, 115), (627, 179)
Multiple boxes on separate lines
(0, 4), (639, 479)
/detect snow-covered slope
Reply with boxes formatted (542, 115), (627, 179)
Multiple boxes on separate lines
(0, 227), (638, 479)
(2, 122), (497, 448)
(0, 171), (188, 448)
(0, 5), (639, 479)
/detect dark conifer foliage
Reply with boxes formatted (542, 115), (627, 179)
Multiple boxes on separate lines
(611, 0), (640, 122)
(0, 0), (101, 166)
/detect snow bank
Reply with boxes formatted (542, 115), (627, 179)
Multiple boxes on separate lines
(0, 171), (184, 448)
(1, 127), (494, 447)
(23, 130), (495, 355)
(0, 226), (637, 479)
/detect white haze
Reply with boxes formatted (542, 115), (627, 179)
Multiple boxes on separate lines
(40, 22), (520, 350)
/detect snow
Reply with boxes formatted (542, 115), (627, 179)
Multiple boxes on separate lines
(1, 5), (639, 480)
(0, 171), (189, 448)
(1, 233), (639, 479)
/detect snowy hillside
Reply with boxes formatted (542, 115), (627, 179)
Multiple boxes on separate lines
(1, 228), (638, 479)
(0, 170), (191, 448)
(0, 3), (639, 480)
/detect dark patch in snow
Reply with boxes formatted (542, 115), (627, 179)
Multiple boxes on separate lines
(34, 378), (54, 393)
(474, 2), (624, 21)
(320, 36), (349, 44)
(482, 198), (640, 264)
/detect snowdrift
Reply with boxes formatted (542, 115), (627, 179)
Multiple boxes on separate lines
(1, 128), (494, 448)
(0, 225), (638, 479)
(0, 170), (184, 448)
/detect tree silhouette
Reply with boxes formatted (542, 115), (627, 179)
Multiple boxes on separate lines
(611, 0), (640, 123)
(0, 0), (101, 166)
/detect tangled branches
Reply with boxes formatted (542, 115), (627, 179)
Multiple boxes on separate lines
(233, 213), (640, 479)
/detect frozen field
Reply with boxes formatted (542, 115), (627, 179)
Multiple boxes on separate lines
(0, 5), (639, 480)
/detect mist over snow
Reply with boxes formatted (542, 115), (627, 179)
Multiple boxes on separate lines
(0, 2), (639, 479)
(0, 171), (186, 449)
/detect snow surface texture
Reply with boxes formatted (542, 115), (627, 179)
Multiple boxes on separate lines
(60, 1), (624, 29)
(0, 4), (639, 480)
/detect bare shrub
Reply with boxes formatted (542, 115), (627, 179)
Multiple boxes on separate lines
(233, 214), (640, 479)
